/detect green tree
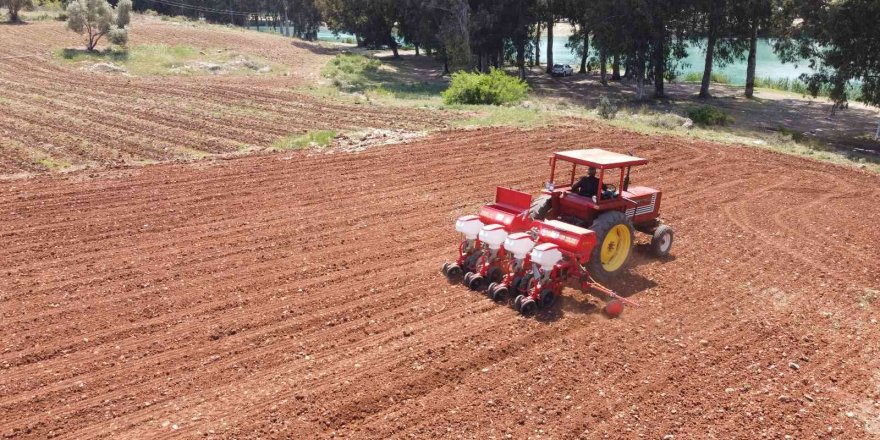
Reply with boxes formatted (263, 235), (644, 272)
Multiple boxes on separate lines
(1, 0), (33, 23)
(286, 0), (322, 40)
(695, 0), (749, 98)
(589, 0), (655, 99)
(559, 0), (595, 74)
(776, 0), (880, 136)
(422, 0), (472, 72)
(736, 0), (774, 98)
(318, 0), (401, 56)
(66, 0), (132, 51)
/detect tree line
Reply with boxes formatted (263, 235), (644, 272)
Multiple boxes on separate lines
(126, 0), (880, 109)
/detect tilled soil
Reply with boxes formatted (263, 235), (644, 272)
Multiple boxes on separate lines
(0, 19), (443, 175)
(1, 125), (878, 439)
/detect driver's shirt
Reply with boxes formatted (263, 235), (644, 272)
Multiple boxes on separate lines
(574, 176), (600, 197)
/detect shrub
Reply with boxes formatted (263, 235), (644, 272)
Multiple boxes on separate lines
(681, 71), (730, 84)
(143, 8), (157, 16)
(778, 126), (806, 143)
(441, 68), (530, 106)
(596, 95), (618, 119)
(687, 106), (734, 126)
(646, 112), (690, 130)
(273, 130), (337, 149)
(321, 53), (380, 92)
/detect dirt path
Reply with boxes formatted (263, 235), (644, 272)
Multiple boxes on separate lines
(1, 125), (877, 439)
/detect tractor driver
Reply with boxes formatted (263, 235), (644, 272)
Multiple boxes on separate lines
(572, 167), (600, 197)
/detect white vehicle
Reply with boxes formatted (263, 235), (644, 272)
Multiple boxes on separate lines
(551, 64), (573, 77)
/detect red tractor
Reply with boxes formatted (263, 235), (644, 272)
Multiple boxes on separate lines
(442, 149), (673, 317)
(528, 148), (673, 278)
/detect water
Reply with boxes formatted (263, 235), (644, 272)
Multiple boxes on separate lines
(248, 24), (809, 84)
(246, 25), (356, 43)
(541, 37), (812, 85)
(317, 28), (355, 43)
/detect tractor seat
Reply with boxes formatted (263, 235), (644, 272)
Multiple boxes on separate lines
(602, 189), (619, 200)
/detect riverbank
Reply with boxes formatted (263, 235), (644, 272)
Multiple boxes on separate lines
(316, 47), (879, 169)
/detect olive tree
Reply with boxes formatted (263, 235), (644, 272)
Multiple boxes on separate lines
(1, 0), (33, 23)
(66, 0), (132, 51)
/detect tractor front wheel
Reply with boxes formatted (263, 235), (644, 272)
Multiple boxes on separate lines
(650, 224), (674, 257)
(589, 211), (635, 280)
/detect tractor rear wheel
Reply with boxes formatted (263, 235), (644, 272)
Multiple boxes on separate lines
(529, 195), (552, 220)
(650, 224), (674, 257)
(589, 211), (635, 280)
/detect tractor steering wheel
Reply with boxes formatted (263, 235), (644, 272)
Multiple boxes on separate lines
(604, 183), (617, 193)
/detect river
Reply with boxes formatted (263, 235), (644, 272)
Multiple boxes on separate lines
(540, 37), (813, 85)
(251, 25), (810, 85)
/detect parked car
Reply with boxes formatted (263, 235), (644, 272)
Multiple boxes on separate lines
(551, 64), (573, 77)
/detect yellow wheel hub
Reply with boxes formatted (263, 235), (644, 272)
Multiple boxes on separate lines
(600, 224), (632, 272)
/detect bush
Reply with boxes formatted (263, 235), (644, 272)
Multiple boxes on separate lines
(681, 71), (730, 84)
(687, 106), (734, 126)
(645, 112), (690, 130)
(273, 130), (337, 149)
(321, 53), (381, 92)
(752, 76), (862, 101)
(596, 95), (618, 119)
(778, 126), (806, 143)
(143, 8), (157, 15)
(441, 68), (530, 106)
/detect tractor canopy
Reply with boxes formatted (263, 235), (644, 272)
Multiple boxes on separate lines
(546, 148), (647, 193)
(552, 149), (647, 169)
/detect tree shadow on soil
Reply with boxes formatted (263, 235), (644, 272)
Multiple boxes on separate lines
(532, 68), (880, 154)
(289, 39), (339, 57)
(59, 47), (130, 61)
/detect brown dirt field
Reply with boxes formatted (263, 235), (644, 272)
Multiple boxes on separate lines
(0, 18), (444, 175)
(1, 124), (878, 439)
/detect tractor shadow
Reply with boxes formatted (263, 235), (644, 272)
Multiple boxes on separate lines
(534, 265), (659, 323)
(633, 243), (678, 264)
